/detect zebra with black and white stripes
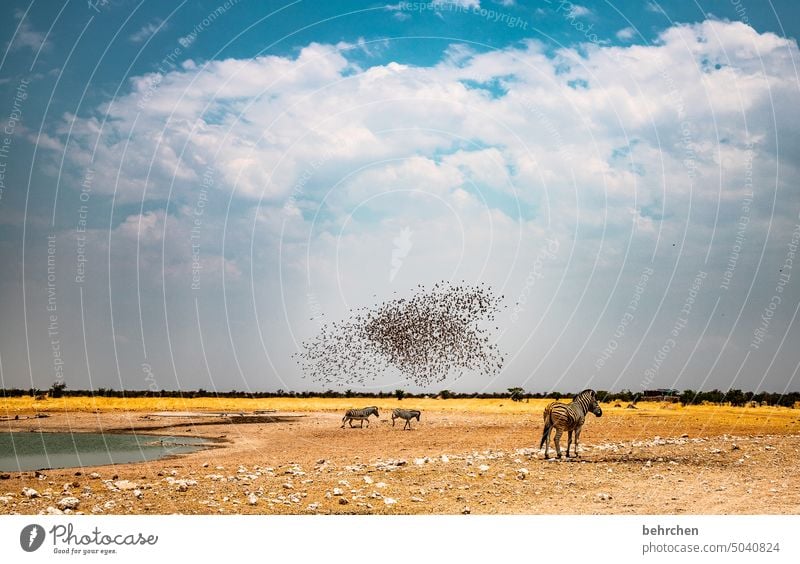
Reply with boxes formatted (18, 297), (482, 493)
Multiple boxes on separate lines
(539, 389), (602, 459)
(391, 408), (421, 430)
(341, 406), (380, 428)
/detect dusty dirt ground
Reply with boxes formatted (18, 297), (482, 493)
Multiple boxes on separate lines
(1, 404), (799, 515)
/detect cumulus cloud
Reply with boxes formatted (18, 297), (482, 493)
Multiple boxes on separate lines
(41, 19), (800, 391)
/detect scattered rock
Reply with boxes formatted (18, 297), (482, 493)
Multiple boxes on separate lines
(57, 497), (80, 510)
(332, 488), (344, 496)
(732, 444), (740, 451)
(114, 480), (138, 490)
(248, 493), (258, 505)
(383, 497), (397, 505)
(0, 473), (11, 480)
(410, 496), (424, 502)
(44, 506), (64, 515)
(597, 492), (612, 501)
(22, 487), (39, 498)
(133, 490), (143, 499)
(339, 497), (349, 505)
(462, 506), (471, 514)
(363, 476), (373, 485)
(479, 464), (490, 472)
(440, 455), (449, 463)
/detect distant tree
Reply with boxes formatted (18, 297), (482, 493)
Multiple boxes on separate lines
(680, 389), (697, 406)
(508, 387), (525, 402)
(726, 388), (746, 407)
(439, 389), (452, 399)
(394, 389), (406, 401)
(47, 382), (66, 398)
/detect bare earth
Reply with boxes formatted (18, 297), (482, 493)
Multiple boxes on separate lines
(2, 404), (799, 515)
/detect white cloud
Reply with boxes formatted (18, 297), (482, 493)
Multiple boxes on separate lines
(616, 27), (636, 41)
(7, 10), (48, 53)
(43, 19), (800, 391)
(566, 4), (591, 17)
(129, 19), (167, 43)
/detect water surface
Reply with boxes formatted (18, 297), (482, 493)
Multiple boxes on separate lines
(0, 432), (209, 472)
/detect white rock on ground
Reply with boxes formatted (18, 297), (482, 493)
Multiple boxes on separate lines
(22, 488), (38, 498)
(57, 497), (80, 510)
(114, 480), (138, 490)
(383, 497), (397, 505)
(248, 493), (258, 505)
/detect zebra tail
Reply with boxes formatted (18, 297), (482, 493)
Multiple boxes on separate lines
(539, 419), (552, 449)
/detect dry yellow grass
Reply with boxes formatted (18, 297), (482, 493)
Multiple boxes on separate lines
(1, 395), (797, 429)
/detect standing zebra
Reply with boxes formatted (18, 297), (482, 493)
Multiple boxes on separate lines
(539, 389), (602, 459)
(391, 408), (421, 430)
(341, 406), (380, 428)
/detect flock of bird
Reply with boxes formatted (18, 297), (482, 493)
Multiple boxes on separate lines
(295, 281), (505, 387)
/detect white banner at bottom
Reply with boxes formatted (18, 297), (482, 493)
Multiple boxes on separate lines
(1, 515), (797, 563)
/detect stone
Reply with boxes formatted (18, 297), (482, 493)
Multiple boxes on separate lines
(383, 497), (397, 505)
(22, 487), (38, 498)
(113, 480), (138, 490)
(597, 492), (612, 501)
(248, 493), (258, 505)
(338, 497), (349, 505)
(332, 488), (344, 496)
(57, 497), (80, 510)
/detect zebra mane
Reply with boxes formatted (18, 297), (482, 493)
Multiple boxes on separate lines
(574, 389), (596, 400)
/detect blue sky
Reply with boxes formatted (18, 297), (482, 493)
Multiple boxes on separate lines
(1, 0), (799, 394)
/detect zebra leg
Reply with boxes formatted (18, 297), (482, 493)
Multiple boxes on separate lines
(392, 416), (396, 426)
(341, 416), (346, 429)
(565, 429), (572, 458)
(405, 419), (411, 430)
(554, 428), (563, 459)
(574, 425), (583, 457)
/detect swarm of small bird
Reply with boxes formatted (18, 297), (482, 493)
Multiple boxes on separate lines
(295, 281), (504, 387)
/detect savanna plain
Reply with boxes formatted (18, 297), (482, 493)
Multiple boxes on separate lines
(1, 396), (799, 515)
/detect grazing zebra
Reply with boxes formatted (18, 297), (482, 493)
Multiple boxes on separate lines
(539, 389), (602, 459)
(391, 408), (421, 430)
(341, 406), (380, 428)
